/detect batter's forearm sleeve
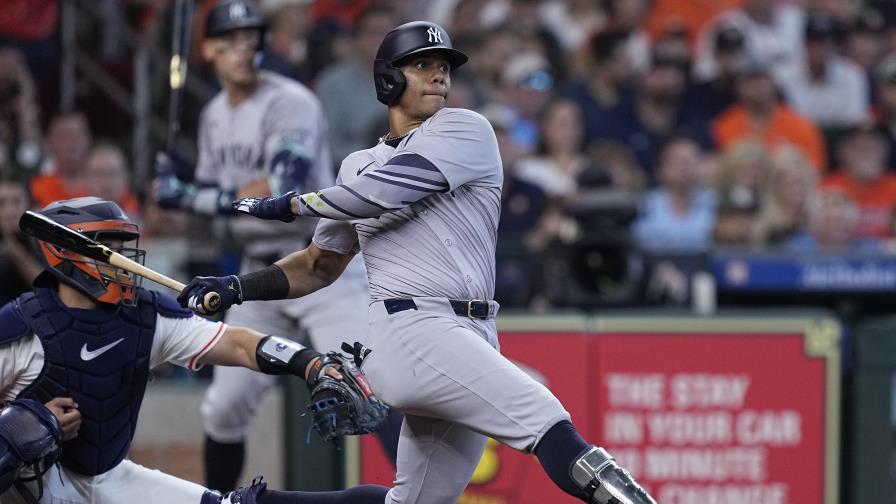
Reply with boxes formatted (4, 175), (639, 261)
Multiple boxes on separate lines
(296, 153), (449, 220)
(237, 264), (291, 301)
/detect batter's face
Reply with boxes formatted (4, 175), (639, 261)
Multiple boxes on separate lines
(204, 28), (261, 88)
(396, 53), (451, 120)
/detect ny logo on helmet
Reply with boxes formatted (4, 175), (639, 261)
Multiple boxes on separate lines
(427, 27), (443, 44)
(230, 2), (248, 19)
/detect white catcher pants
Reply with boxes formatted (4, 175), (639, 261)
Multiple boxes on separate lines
(1, 459), (207, 503)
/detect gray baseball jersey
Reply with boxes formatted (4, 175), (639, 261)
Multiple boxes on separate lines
(196, 71), (332, 258)
(311, 107), (503, 302)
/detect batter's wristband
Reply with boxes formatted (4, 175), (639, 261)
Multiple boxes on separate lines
(238, 264), (290, 301)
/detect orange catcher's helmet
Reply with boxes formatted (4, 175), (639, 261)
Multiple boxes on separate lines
(33, 197), (144, 306)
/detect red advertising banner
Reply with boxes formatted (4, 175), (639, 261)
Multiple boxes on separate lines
(354, 316), (840, 504)
(593, 331), (834, 503)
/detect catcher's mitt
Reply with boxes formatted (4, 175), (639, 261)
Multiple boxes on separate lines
(307, 345), (389, 442)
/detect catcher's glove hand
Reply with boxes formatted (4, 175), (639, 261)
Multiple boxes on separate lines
(307, 343), (389, 442)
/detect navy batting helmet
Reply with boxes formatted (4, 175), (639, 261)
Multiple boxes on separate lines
(205, 0), (265, 39)
(373, 21), (468, 105)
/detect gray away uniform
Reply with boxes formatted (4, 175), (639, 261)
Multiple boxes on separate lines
(310, 107), (570, 504)
(195, 71), (369, 444)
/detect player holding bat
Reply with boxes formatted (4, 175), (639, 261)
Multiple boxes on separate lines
(0, 197), (385, 504)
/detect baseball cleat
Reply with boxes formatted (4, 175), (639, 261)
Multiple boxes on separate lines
(221, 476), (267, 504)
(571, 447), (657, 504)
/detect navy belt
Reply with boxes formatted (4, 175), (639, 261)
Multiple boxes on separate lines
(383, 298), (494, 320)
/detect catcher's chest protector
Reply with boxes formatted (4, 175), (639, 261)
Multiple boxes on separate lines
(13, 288), (156, 476)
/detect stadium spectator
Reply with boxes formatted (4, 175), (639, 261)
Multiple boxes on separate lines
(488, 104), (549, 308)
(632, 134), (717, 252)
(259, 0), (314, 83)
(758, 146), (819, 246)
(712, 141), (770, 247)
(464, 28), (520, 106)
(0, 170), (40, 305)
(500, 52), (556, 152)
(315, 5), (395, 164)
(844, 8), (887, 79)
(689, 26), (748, 120)
(597, 51), (714, 179)
(30, 111), (92, 207)
(713, 57), (828, 171)
(779, 13), (869, 129)
(516, 98), (590, 198)
(644, 0), (741, 48)
(587, 140), (646, 193)
(808, 0), (863, 37)
(562, 29), (635, 146)
(0, 44), (44, 174)
(445, 0), (486, 43)
(83, 141), (141, 222)
(822, 124), (896, 239)
(0, 0), (59, 84)
(872, 53), (896, 168)
(694, 0), (805, 84)
(652, 23), (692, 73)
(539, 0), (606, 52)
(498, 0), (566, 80)
(603, 0), (652, 74)
(788, 189), (880, 252)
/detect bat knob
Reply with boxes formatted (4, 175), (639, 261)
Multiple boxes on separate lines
(204, 292), (221, 313)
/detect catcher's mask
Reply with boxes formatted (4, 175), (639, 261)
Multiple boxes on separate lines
(33, 197), (144, 306)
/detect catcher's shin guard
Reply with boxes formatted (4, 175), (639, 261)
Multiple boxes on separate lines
(571, 447), (657, 504)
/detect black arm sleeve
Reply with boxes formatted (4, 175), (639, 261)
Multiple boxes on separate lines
(238, 264), (291, 301)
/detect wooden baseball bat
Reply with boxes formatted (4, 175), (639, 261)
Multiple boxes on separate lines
(167, 0), (194, 152)
(19, 210), (220, 312)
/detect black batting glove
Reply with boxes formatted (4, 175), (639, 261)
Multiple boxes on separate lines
(233, 191), (297, 222)
(177, 275), (242, 315)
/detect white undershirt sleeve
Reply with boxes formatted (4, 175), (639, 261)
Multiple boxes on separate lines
(151, 315), (227, 371)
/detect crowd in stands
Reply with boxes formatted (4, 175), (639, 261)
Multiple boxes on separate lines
(1, 0), (896, 310)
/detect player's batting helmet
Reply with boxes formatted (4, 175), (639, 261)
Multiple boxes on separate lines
(205, 0), (265, 39)
(33, 197), (145, 306)
(374, 21), (468, 105)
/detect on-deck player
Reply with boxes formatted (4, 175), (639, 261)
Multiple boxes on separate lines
(0, 197), (378, 504)
(180, 20), (657, 504)
(152, 0), (399, 491)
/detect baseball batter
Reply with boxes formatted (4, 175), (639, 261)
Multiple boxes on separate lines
(0, 197), (377, 504)
(181, 21), (656, 504)
(153, 0), (398, 492)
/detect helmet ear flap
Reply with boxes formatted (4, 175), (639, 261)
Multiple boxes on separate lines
(374, 63), (407, 105)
